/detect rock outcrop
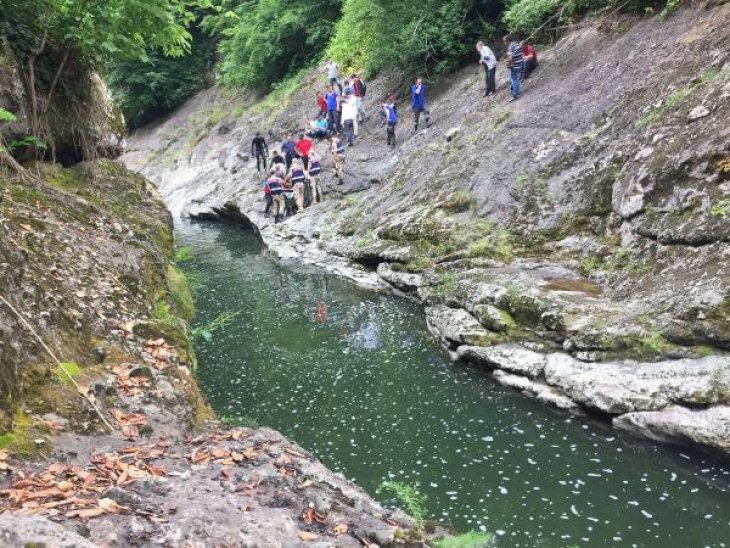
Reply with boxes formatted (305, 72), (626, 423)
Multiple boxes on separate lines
(122, 4), (730, 454)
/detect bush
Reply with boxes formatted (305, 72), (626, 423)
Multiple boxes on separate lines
(203, 0), (342, 89)
(327, 0), (503, 79)
(106, 29), (215, 129)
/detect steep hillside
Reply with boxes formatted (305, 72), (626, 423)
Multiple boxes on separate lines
(123, 5), (730, 453)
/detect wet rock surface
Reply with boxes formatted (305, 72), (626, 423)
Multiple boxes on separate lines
(122, 5), (730, 454)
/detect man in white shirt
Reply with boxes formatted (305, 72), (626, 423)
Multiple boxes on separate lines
(324, 58), (342, 94)
(341, 91), (358, 146)
(477, 41), (497, 97)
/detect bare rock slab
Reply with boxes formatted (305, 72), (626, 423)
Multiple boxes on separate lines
(426, 305), (491, 347)
(614, 406), (730, 453)
(458, 344), (547, 378)
(544, 354), (730, 414)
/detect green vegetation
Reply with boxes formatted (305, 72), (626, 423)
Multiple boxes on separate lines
(377, 481), (428, 525)
(328, 0), (501, 79)
(220, 413), (258, 428)
(175, 245), (195, 263)
(435, 531), (495, 548)
(503, 0), (661, 35)
(56, 361), (81, 383)
(640, 331), (671, 356)
(442, 189), (477, 213)
(106, 27), (215, 128)
(202, 0), (342, 89)
(1, 0), (209, 159)
(168, 265), (195, 322)
(355, 230), (377, 249)
(467, 230), (513, 262)
(191, 310), (240, 342)
(710, 199), (730, 218)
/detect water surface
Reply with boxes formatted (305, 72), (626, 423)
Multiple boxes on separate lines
(179, 221), (730, 547)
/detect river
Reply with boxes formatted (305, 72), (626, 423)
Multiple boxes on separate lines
(177, 221), (730, 547)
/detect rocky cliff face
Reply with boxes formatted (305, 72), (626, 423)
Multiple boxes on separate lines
(123, 4), (730, 454)
(0, 162), (423, 545)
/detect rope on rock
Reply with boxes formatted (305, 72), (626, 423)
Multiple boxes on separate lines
(0, 294), (115, 432)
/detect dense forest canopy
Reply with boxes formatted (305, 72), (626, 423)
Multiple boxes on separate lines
(1, 0), (679, 132)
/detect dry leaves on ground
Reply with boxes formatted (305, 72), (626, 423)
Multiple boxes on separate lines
(112, 364), (150, 396)
(301, 506), (327, 525)
(144, 338), (178, 370)
(0, 450), (10, 472)
(0, 443), (169, 520)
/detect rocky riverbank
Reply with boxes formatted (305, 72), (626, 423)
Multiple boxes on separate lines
(0, 162), (429, 546)
(122, 4), (730, 456)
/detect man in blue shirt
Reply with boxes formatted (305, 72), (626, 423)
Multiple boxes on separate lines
(324, 85), (340, 134)
(411, 77), (431, 132)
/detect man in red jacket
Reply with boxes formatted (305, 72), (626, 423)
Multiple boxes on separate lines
(295, 134), (313, 170)
(522, 41), (538, 79)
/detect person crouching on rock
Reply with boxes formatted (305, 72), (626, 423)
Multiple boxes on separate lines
(288, 157), (307, 212)
(329, 135), (346, 185)
(271, 149), (285, 170)
(521, 40), (538, 80)
(307, 150), (323, 205)
(264, 169), (285, 223)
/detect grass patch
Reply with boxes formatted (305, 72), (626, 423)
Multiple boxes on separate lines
(168, 265), (195, 322)
(466, 231), (513, 262)
(710, 199), (730, 218)
(355, 230), (377, 249)
(435, 531), (495, 548)
(175, 245), (194, 263)
(441, 189), (476, 213)
(0, 410), (42, 457)
(377, 481), (428, 525)
(640, 332), (671, 356)
(56, 361), (81, 383)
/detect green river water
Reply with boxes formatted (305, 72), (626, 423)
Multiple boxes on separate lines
(178, 221), (730, 547)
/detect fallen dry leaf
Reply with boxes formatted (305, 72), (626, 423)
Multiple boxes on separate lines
(121, 425), (139, 441)
(299, 532), (319, 541)
(301, 480), (314, 488)
(98, 498), (128, 514)
(333, 523), (348, 535)
(19, 223), (32, 232)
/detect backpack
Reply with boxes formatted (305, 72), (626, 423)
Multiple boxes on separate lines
(359, 80), (367, 97)
(335, 139), (345, 154)
(309, 160), (321, 176)
(386, 105), (398, 124)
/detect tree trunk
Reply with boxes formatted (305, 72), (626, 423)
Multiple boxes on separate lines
(44, 48), (70, 112)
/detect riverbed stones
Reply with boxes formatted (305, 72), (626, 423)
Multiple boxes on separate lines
(614, 406), (730, 452)
(457, 344), (546, 378)
(425, 305), (492, 347)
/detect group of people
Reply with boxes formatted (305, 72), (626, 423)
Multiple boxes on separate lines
(251, 129), (348, 223)
(477, 35), (538, 101)
(251, 36), (539, 223)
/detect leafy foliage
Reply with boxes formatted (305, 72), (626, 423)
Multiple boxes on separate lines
(377, 480), (428, 524)
(202, 0), (343, 89)
(327, 0), (503, 79)
(106, 28), (215, 129)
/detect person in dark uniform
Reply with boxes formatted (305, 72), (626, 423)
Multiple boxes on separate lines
(251, 132), (268, 173)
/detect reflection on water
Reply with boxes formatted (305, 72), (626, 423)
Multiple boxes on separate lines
(179, 221), (730, 547)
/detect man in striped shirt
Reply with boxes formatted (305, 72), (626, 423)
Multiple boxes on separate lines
(503, 34), (523, 102)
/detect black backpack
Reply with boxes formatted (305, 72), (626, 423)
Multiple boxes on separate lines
(360, 80), (367, 97)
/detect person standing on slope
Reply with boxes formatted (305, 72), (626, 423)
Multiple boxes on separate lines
(477, 41), (497, 97)
(295, 133), (313, 170)
(330, 134), (346, 184)
(341, 91), (358, 147)
(325, 85), (339, 134)
(307, 150), (323, 205)
(503, 34), (523, 102)
(316, 91), (328, 118)
(251, 132), (268, 173)
(324, 58), (342, 94)
(281, 134), (297, 171)
(411, 77), (431, 132)
(382, 100), (398, 148)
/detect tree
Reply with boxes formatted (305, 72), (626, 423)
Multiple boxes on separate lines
(0, 0), (212, 162)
